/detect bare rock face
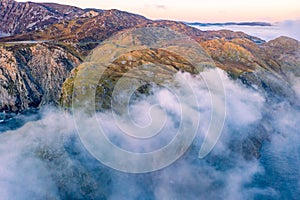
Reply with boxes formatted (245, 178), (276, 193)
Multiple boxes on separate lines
(262, 36), (300, 78)
(201, 38), (260, 73)
(0, 9), (149, 43)
(0, 0), (90, 35)
(0, 43), (81, 112)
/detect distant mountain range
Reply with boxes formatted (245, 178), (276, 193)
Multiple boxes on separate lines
(186, 22), (272, 27)
(0, 0), (92, 35)
(0, 0), (263, 44)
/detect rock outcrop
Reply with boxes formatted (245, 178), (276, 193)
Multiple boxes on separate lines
(0, 9), (148, 43)
(0, 0), (100, 35)
(0, 43), (80, 112)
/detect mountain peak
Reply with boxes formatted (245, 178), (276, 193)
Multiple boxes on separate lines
(0, 0), (87, 35)
(0, 0), (14, 5)
(268, 36), (299, 46)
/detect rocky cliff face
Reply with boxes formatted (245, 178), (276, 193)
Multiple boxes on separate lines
(0, 9), (149, 43)
(0, 0), (99, 35)
(0, 43), (81, 112)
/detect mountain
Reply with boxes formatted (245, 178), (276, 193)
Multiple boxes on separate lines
(187, 22), (272, 27)
(0, 42), (81, 112)
(60, 32), (300, 110)
(60, 44), (201, 111)
(0, 9), (264, 45)
(0, 0), (299, 114)
(0, 0), (100, 35)
(0, 9), (148, 43)
(1, 1), (300, 199)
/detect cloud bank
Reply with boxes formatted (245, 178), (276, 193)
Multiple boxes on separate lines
(0, 69), (299, 199)
(192, 20), (300, 41)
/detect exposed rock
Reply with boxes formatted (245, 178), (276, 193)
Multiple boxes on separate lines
(0, 0), (90, 35)
(0, 43), (81, 112)
(201, 38), (259, 73)
(262, 36), (300, 78)
(0, 9), (149, 43)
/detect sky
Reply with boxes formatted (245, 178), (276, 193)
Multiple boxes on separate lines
(18, 0), (300, 22)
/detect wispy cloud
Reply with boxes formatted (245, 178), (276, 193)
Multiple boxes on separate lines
(278, 20), (300, 41)
(144, 4), (167, 10)
(154, 4), (167, 9)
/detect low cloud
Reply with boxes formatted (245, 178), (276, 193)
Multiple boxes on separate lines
(192, 19), (300, 41)
(144, 4), (167, 10)
(278, 20), (300, 41)
(154, 4), (166, 9)
(0, 69), (299, 199)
